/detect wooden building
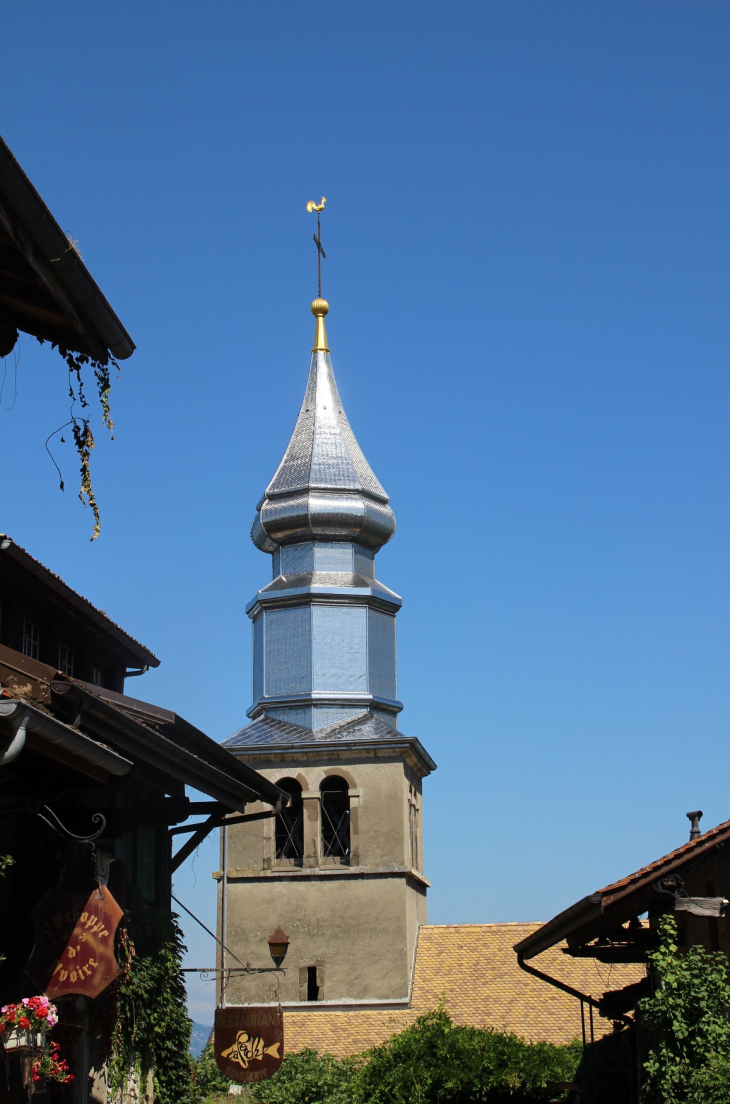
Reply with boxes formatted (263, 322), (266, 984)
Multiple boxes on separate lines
(0, 134), (133, 362)
(514, 814), (730, 1102)
(0, 537), (283, 1104)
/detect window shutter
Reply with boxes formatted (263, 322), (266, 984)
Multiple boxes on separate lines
(316, 965), (325, 1000)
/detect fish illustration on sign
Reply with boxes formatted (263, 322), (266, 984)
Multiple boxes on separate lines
(221, 1030), (281, 1069)
(215, 1006), (284, 1083)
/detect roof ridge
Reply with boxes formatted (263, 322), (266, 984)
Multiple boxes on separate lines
(422, 922), (544, 930)
(598, 817), (730, 894)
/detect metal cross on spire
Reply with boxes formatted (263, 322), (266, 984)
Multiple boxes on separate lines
(306, 197), (327, 298)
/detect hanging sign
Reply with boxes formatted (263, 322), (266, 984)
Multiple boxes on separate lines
(26, 888), (123, 999)
(214, 1006), (284, 1083)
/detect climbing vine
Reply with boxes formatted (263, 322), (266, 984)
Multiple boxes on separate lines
(108, 905), (196, 1104)
(638, 913), (730, 1102)
(0, 855), (12, 965)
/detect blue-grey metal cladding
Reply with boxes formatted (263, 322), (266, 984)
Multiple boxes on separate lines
(312, 706), (365, 727)
(252, 615), (264, 703)
(312, 606), (367, 692)
(367, 609), (397, 701)
(354, 545), (374, 579)
(267, 705), (365, 728)
(316, 543), (354, 572)
(370, 708), (397, 728)
(281, 542), (315, 576)
(264, 607), (312, 696)
(267, 706), (314, 728)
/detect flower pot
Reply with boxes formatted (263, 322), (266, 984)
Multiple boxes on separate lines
(2, 1029), (47, 1055)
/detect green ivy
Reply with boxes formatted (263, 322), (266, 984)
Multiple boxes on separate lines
(0, 855), (12, 965)
(192, 1040), (232, 1100)
(243, 1009), (582, 1104)
(109, 905), (196, 1104)
(638, 913), (730, 1103)
(245, 1047), (359, 1104)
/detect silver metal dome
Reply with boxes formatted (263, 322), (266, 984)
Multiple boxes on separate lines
(251, 349), (396, 552)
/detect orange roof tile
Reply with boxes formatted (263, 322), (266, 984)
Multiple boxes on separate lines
(283, 923), (644, 1057)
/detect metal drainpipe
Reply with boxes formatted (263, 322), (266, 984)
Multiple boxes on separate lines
(220, 820), (228, 1007)
(517, 952), (637, 1104)
(0, 711), (30, 765)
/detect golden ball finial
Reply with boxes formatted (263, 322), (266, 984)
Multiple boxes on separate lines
(310, 298), (330, 352)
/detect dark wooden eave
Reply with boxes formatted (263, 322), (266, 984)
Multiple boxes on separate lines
(0, 644), (285, 813)
(0, 135), (134, 361)
(515, 819), (730, 964)
(0, 537), (159, 670)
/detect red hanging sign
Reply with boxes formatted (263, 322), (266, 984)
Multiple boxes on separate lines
(26, 888), (123, 999)
(215, 1006), (284, 1083)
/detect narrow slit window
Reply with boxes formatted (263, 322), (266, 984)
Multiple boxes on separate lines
(275, 778), (304, 867)
(320, 776), (350, 865)
(58, 645), (74, 677)
(306, 966), (320, 1001)
(23, 620), (39, 661)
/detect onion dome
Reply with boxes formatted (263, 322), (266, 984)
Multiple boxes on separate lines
(251, 299), (396, 553)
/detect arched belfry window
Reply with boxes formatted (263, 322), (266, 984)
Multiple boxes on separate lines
(275, 778), (303, 867)
(320, 776), (350, 865)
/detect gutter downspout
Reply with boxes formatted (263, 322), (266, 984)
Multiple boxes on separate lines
(0, 710), (29, 764)
(517, 950), (605, 1013)
(516, 953), (637, 1104)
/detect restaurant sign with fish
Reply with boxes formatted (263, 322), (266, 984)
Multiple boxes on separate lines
(214, 1006), (284, 1083)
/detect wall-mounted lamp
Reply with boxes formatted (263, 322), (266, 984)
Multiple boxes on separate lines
(267, 928), (290, 969)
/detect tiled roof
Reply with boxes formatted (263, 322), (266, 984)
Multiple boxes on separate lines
(223, 712), (437, 774)
(226, 712), (407, 749)
(282, 923), (645, 1057)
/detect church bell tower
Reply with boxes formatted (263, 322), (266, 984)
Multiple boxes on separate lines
(219, 285), (435, 1008)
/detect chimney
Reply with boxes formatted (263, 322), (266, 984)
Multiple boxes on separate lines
(686, 810), (703, 841)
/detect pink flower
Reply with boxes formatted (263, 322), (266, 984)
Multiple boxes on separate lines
(21, 998), (30, 1007)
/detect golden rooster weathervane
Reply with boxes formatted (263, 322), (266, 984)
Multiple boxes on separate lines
(307, 196), (327, 297)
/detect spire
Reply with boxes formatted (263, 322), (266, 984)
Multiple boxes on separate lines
(251, 299), (396, 554)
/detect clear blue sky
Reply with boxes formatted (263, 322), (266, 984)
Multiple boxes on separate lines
(3, 3), (730, 1021)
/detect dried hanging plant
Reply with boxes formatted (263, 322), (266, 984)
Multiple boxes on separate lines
(42, 343), (118, 540)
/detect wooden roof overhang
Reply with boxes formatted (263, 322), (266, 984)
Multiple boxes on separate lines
(0, 645), (286, 815)
(0, 135), (134, 361)
(0, 536), (159, 671)
(515, 819), (730, 967)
